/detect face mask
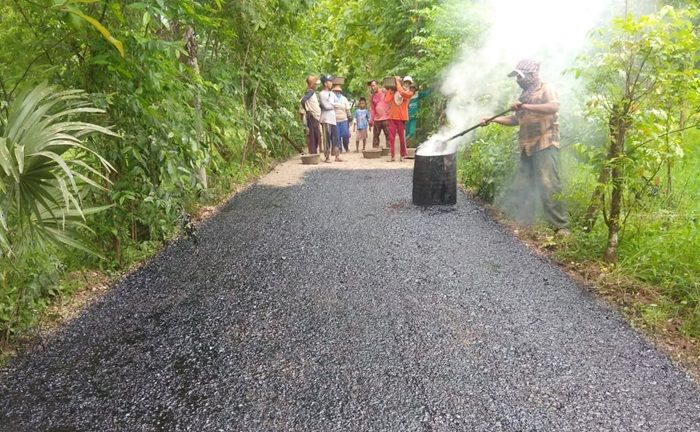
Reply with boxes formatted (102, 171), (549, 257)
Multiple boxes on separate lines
(516, 73), (539, 91)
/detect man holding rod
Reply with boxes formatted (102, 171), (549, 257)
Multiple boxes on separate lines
(481, 59), (568, 232)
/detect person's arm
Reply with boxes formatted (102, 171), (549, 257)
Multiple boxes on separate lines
(369, 96), (375, 125)
(395, 78), (413, 99)
(332, 94), (345, 109)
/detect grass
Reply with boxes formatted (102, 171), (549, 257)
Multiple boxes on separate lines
(458, 128), (700, 375)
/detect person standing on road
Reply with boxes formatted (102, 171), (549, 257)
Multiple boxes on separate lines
(319, 75), (343, 162)
(368, 79), (390, 149)
(385, 76), (414, 162)
(353, 97), (370, 152)
(406, 85), (430, 143)
(300, 75), (321, 154)
(481, 59), (569, 232)
(332, 83), (352, 153)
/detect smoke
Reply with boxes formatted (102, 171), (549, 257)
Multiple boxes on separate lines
(416, 0), (653, 157)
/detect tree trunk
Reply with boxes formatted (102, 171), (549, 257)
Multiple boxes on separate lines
(181, 26), (208, 190)
(603, 110), (628, 263)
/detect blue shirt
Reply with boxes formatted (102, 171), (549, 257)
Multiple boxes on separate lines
(354, 108), (370, 130)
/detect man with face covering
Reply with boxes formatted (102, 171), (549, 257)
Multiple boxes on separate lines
(481, 59), (568, 232)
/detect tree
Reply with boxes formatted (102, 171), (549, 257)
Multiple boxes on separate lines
(573, 6), (699, 262)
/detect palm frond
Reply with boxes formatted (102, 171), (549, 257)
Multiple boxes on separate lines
(0, 82), (117, 256)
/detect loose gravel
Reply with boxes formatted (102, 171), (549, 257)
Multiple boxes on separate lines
(1, 163), (699, 431)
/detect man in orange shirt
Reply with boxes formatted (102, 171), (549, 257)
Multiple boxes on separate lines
(385, 76), (414, 161)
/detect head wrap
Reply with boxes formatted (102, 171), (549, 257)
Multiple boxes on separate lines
(509, 59), (542, 102)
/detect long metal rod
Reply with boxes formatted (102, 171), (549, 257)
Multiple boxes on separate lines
(445, 108), (514, 142)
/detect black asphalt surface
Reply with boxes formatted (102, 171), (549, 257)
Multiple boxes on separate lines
(1, 168), (699, 431)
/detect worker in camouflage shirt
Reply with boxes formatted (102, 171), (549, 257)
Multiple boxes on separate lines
(482, 59), (568, 232)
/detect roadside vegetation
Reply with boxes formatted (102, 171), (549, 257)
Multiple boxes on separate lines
(1, 0), (698, 369)
(459, 5), (700, 354)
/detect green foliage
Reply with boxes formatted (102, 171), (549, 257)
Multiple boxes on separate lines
(0, 83), (114, 338)
(0, 83), (115, 256)
(0, 0), (313, 340)
(458, 127), (518, 202)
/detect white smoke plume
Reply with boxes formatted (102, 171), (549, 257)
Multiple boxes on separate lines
(416, 0), (655, 156)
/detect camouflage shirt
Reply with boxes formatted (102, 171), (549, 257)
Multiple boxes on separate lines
(513, 83), (560, 156)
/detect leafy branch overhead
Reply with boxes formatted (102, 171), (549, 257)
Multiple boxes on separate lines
(54, 0), (125, 57)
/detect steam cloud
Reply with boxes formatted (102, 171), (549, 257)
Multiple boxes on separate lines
(416, 0), (655, 157)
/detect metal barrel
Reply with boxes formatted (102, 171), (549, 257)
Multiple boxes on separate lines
(412, 151), (457, 206)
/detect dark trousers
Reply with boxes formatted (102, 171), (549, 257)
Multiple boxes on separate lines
(306, 114), (320, 154)
(322, 123), (340, 159)
(388, 119), (407, 158)
(504, 147), (568, 229)
(372, 119), (390, 148)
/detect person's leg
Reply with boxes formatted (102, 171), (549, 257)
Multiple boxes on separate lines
(534, 147), (568, 229)
(331, 124), (342, 160)
(343, 121), (350, 151)
(322, 123), (331, 161)
(344, 122), (350, 152)
(372, 122), (381, 148)
(312, 119), (321, 154)
(388, 119), (397, 160)
(308, 116), (320, 154)
(398, 120), (407, 159)
(381, 120), (390, 148)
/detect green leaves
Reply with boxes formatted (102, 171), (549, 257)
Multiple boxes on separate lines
(0, 82), (115, 257)
(54, 0), (125, 57)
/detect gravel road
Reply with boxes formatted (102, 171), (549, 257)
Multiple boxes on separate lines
(1, 158), (699, 431)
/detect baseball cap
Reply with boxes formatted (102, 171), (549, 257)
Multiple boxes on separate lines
(320, 75), (334, 84)
(403, 76), (414, 83)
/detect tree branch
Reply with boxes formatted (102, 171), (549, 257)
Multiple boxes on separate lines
(12, 0), (56, 66)
(9, 31), (75, 98)
(0, 75), (9, 118)
(628, 120), (700, 153)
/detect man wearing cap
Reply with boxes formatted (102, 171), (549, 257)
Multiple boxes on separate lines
(482, 59), (568, 231)
(332, 82), (352, 153)
(300, 75), (321, 154)
(385, 76), (414, 162)
(368, 80), (390, 149)
(319, 75), (344, 162)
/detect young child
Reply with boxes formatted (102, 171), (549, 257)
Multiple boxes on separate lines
(353, 97), (370, 152)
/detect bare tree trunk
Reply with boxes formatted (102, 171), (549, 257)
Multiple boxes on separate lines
(181, 26), (208, 189)
(603, 110), (628, 263)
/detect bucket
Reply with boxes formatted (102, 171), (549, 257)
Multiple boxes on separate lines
(412, 152), (457, 206)
(363, 149), (382, 159)
(301, 154), (320, 165)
